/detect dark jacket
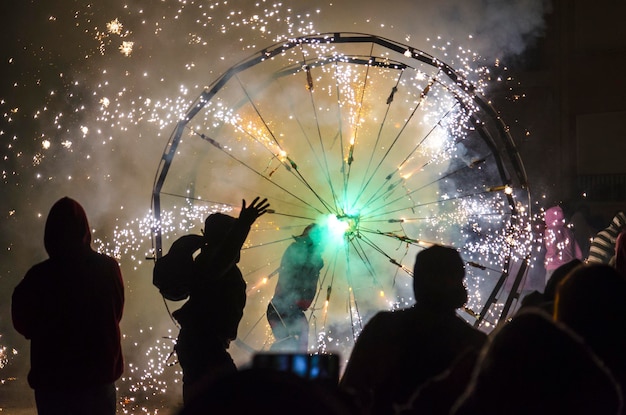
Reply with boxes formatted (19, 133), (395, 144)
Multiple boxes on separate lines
(173, 214), (252, 346)
(12, 197), (125, 389)
(341, 305), (487, 415)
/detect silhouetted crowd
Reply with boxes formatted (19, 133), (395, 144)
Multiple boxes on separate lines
(12, 197), (626, 414)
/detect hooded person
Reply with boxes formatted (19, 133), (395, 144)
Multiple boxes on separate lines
(588, 211), (626, 264)
(267, 223), (325, 352)
(12, 197), (124, 415)
(543, 205), (583, 284)
(171, 197), (270, 407)
(340, 245), (487, 415)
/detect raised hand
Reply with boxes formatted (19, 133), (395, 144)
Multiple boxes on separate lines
(238, 197), (270, 225)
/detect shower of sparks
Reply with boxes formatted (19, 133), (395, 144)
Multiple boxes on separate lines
(119, 41), (135, 57)
(107, 18), (124, 35)
(0, 345), (8, 370)
(118, 328), (183, 413)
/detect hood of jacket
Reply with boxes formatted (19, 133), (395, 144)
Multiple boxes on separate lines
(44, 197), (92, 258)
(545, 206), (566, 229)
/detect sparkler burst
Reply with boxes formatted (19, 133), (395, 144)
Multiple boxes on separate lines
(151, 32), (532, 365)
(1, 1), (553, 412)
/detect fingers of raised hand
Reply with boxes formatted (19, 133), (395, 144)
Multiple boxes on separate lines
(253, 198), (270, 215)
(240, 197), (270, 222)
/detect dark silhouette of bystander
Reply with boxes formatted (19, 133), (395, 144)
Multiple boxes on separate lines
(555, 263), (626, 413)
(340, 244), (486, 415)
(451, 309), (622, 415)
(12, 197), (125, 415)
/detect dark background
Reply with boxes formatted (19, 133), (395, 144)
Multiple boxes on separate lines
(493, 0), (626, 221)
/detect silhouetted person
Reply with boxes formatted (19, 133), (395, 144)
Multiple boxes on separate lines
(172, 197), (270, 406)
(543, 205), (583, 284)
(267, 223), (325, 352)
(588, 211), (626, 264)
(451, 310), (622, 415)
(555, 263), (626, 413)
(12, 197), (124, 415)
(519, 258), (582, 315)
(340, 245), (487, 415)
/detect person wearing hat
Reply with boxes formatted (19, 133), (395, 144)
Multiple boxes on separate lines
(172, 197), (270, 406)
(340, 245), (487, 415)
(267, 223), (325, 352)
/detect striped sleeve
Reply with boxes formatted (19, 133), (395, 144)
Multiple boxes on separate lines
(587, 229), (615, 263)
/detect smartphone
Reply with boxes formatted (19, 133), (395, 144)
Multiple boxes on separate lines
(252, 352), (340, 386)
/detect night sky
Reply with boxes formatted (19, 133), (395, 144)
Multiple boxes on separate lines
(0, 0), (551, 412)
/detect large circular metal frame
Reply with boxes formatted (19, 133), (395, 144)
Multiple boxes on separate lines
(151, 32), (531, 358)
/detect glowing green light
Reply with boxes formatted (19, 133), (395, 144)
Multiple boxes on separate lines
(326, 214), (350, 243)
(322, 210), (361, 245)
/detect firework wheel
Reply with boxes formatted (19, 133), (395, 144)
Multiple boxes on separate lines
(151, 32), (530, 360)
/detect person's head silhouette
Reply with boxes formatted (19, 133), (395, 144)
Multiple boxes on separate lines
(296, 223), (325, 248)
(412, 245), (467, 310)
(201, 212), (238, 261)
(204, 213), (236, 238)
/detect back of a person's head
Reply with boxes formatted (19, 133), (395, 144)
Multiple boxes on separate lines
(44, 196), (92, 258)
(412, 245), (467, 310)
(555, 263), (626, 362)
(543, 259), (582, 300)
(452, 309), (622, 415)
(299, 223), (318, 238)
(203, 212), (236, 243)
(517, 259), (583, 316)
(297, 223), (325, 247)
